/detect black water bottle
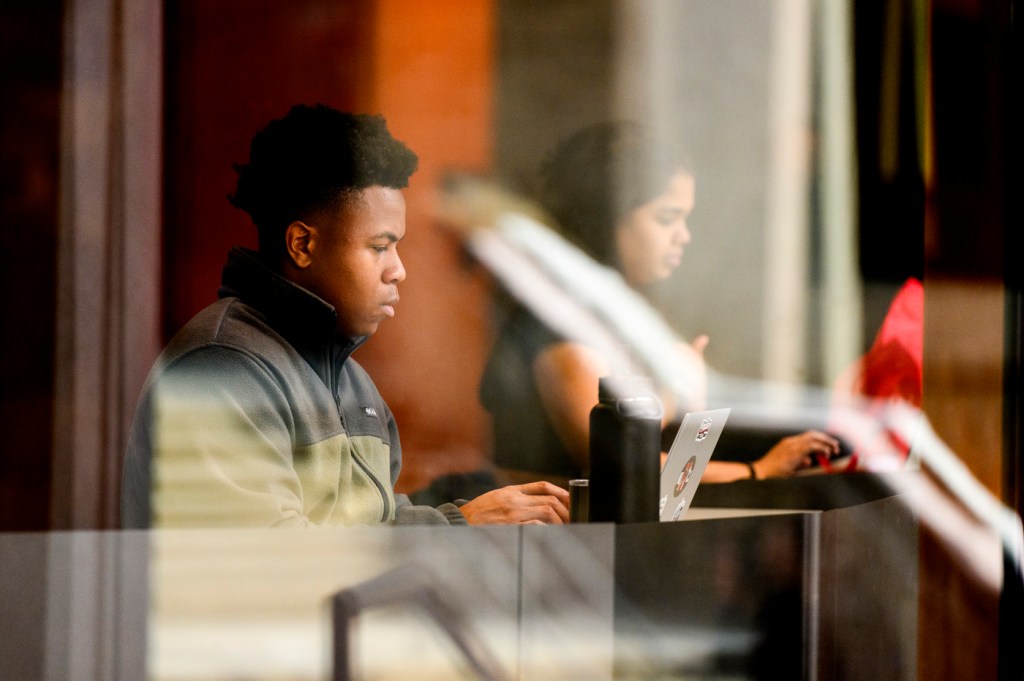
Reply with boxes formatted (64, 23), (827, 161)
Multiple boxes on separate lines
(588, 374), (663, 523)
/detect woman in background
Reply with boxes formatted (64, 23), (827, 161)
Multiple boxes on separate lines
(479, 121), (839, 485)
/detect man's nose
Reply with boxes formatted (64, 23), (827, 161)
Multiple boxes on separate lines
(388, 253), (406, 284)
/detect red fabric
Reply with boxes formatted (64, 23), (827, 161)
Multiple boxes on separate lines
(860, 277), (924, 407)
(828, 278), (924, 471)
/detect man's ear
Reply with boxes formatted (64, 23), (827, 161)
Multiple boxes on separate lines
(284, 220), (316, 269)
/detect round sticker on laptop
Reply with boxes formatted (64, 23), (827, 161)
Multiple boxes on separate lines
(673, 455), (698, 496)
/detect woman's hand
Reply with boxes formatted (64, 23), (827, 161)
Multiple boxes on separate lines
(674, 335), (709, 411)
(753, 430), (841, 478)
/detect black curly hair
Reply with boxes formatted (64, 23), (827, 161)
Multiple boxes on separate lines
(537, 121), (690, 270)
(229, 104), (419, 257)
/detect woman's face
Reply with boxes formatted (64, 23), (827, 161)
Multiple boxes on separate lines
(615, 171), (695, 287)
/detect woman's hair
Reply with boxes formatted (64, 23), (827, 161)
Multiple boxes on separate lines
(537, 121), (690, 269)
(229, 104), (418, 258)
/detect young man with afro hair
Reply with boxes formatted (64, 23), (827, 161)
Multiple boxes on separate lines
(121, 104), (568, 528)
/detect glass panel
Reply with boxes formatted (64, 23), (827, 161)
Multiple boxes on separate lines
(0, 2), (1019, 680)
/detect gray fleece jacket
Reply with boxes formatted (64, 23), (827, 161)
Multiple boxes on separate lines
(121, 247), (466, 528)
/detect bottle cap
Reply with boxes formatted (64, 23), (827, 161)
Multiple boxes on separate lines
(598, 374), (655, 402)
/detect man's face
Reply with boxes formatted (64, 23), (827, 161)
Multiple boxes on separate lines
(302, 186), (407, 338)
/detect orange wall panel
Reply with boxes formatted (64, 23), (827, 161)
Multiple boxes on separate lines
(357, 0), (496, 493)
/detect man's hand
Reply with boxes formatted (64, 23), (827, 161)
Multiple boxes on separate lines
(459, 481), (570, 525)
(755, 430), (841, 478)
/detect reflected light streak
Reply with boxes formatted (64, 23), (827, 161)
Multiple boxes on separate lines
(436, 173), (1024, 598)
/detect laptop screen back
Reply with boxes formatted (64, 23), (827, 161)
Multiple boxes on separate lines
(659, 408), (731, 521)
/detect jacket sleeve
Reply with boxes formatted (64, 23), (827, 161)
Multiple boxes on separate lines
(393, 498), (468, 525)
(144, 346), (315, 528)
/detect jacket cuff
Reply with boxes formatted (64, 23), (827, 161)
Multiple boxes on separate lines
(436, 501), (469, 526)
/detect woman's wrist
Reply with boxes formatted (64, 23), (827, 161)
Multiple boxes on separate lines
(745, 461), (759, 480)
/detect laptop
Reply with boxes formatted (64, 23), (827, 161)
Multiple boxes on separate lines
(659, 408), (731, 521)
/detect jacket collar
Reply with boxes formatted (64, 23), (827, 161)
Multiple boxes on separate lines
(218, 247), (365, 368)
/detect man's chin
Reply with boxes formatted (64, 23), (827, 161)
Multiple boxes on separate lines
(338, 322), (380, 338)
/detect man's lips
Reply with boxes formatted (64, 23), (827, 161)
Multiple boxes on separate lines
(381, 296), (399, 318)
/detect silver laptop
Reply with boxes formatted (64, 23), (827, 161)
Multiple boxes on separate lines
(659, 408), (731, 521)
